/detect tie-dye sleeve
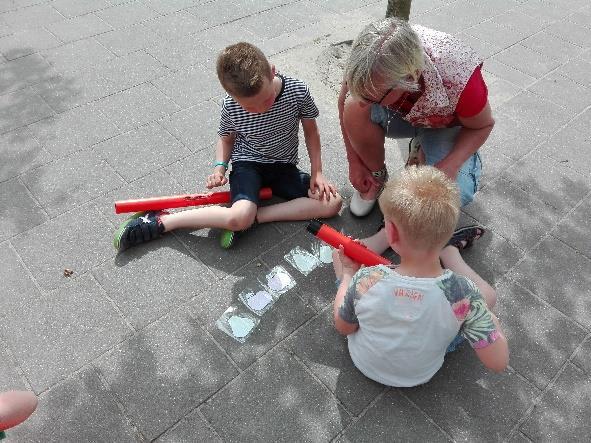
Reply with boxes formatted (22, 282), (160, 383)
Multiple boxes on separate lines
(460, 278), (500, 349)
(338, 266), (389, 324)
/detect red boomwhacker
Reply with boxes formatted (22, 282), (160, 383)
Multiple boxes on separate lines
(114, 187), (273, 214)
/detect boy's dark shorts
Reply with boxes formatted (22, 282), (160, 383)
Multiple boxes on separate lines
(229, 161), (310, 204)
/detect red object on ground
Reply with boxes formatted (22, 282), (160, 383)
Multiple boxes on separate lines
(114, 187), (273, 214)
(307, 220), (392, 266)
(0, 390), (38, 431)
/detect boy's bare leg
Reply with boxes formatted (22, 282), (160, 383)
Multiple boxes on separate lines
(361, 228), (390, 254)
(439, 245), (497, 309)
(256, 194), (342, 223)
(160, 200), (257, 232)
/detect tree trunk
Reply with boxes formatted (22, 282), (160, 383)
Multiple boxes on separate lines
(385, 0), (412, 20)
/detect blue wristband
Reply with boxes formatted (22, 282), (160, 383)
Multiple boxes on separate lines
(214, 161), (228, 169)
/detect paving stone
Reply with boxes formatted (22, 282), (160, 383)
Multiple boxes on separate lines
(0, 241), (42, 317)
(0, 53), (57, 95)
(163, 149), (214, 192)
(537, 126), (591, 177)
(527, 72), (591, 114)
(144, 0), (205, 14)
(145, 9), (206, 40)
(559, 59), (591, 88)
(186, 0), (253, 28)
(457, 32), (503, 60)
(520, 364), (591, 441)
(483, 59), (537, 89)
(98, 50), (170, 92)
(488, 9), (549, 39)
(283, 309), (385, 414)
(0, 28), (62, 60)
(519, 30), (586, 64)
(509, 236), (591, 329)
(515, 0), (571, 24)
(0, 87), (54, 133)
(337, 390), (449, 442)
(0, 128), (51, 182)
(146, 31), (214, 71)
(28, 102), (120, 158)
(482, 70), (523, 110)
(92, 234), (214, 328)
(6, 368), (139, 442)
(495, 280), (587, 390)
(41, 38), (117, 74)
(94, 309), (238, 440)
(572, 338), (591, 374)
(22, 148), (124, 216)
(565, 6), (591, 30)
(94, 82), (180, 132)
(545, 20), (591, 48)
(95, 1), (161, 29)
(156, 409), (222, 443)
(0, 3), (64, 34)
(95, 23), (161, 56)
(239, 10), (299, 39)
(0, 274), (132, 391)
(275, 0), (334, 29)
(46, 13), (114, 43)
(0, 345), (27, 391)
(51, 0), (112, 17)
(493, 44), (562, 79)
(158, 101), (219, 152)
(553, 196), (591, 260)
(201, 349), (350, 442)
(477, 145), (515, 190)
(152, 63), (223, 108)
(464, 20), (529, 49)
(189, 260), (316, 368)
(463, 178), (561, 250)
(402, 349), (538, 442)
(502, 151), (591, 213)
(94, 122), (190, 182)
(12, 203), (117, 291)
(0, 178), (48, 242)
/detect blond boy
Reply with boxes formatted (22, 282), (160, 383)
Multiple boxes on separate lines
(333, 166), (508, 387)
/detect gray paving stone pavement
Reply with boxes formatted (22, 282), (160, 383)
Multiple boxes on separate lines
(0, 0), (590, 441)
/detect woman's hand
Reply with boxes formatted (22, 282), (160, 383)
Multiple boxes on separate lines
(348, 162), (374, 194)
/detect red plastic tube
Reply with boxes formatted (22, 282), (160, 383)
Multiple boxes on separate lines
(307, 220), (392, 266)
(115, 187), (273, 214)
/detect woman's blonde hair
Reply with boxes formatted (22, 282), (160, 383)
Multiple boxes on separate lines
(345, 18), (424, 99)
(378, 166), (460, 251)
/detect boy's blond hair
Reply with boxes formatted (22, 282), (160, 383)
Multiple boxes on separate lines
(216, 42), (272, 98)
(378, 166), (460, 251)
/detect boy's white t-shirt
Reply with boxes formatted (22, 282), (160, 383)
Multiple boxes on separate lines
(339, 266), (499, 387)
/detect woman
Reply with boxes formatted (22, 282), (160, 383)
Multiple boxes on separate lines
(338, 18), (494, 252)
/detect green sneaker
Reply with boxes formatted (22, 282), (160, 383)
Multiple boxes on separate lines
(114, 211), (166, 252)
(219, 229), (236, 249)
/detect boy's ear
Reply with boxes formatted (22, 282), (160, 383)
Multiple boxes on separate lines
(384, 220), (399, 245)
(270, 64), (276, 77)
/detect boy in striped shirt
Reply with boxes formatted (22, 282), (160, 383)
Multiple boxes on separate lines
(115, 42), (342, 251)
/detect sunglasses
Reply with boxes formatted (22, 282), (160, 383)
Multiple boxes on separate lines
(360, 87), (393, 105)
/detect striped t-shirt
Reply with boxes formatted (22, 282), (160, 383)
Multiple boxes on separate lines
(217, 74), (319, 164)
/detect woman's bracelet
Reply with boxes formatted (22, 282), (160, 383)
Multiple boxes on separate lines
(214, 161), (228, 169)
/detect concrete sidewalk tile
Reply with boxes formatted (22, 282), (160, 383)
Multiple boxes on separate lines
(493, 44), (562, 79)
(553, 196), (591, 260)
(482, 70), (523, 110)
(46, 13), (114, 43)
(463, 178), (561, 250)
(0, 28), (62, 60)
(565, 6), (591, 30)
(41, 38), (116, 75)
(29, 102), (120, 158)
(159, 101), (220, 152)
(483, 59), (537, 89)
(6, 368), (139, 442)
(509, 236), (591, 329)
(457, 33), (503, 60)
(11, 204), (117, 291)
(337, 390), (449, 442)
(559, 59), (591, 88)
(92, 235), (214, 329)
(95, 23), (161, 56)
(201, 349), (350, 442)
(152, 63), (222, 108)
(488, 9), (548, 38)
(51, 0), (112, 18)
(538, 126), (591, 177)
(520, 364), (591, 441)
(144, 0), (205, 15)
(402, 350), (538, 442)
(0, 274), (132, 391)
(310, 0), (376, 14)
(94, 309), (238, 440)
(0, 53), (57, 95)
(495, 280), (587, 390)
(502, 152), (591, 213)
(0, 241), (42, 315)
(94, 122), (190, 182)
(145, 9), (206, 39)
(474, 146), (514, 190)
(527, 72), (591, 114)
(546, 20), (591, 49)
(186, 0), (250, 28)
(99, 50), (169, 91)
(0, 87), (54, 133)
(1, 3), (64, 33)
(95, 1), (161, 29)
(283, 309), (385, 415)
(155, 409), (222, 443)
(239, 10), (299, 39)
(146, 33), (214, 71)
(0, 178), (48, 242)
(519, 31), (586, 64)
(22, 148), (124, 216)
(570, 107), (591, 136)
(515, 0), (571, 25)
(572, 338), (591, 374)
(96, 168), (184, 227)
(94, 82), (180, 132)
(189, 261), (316, 369)
(0, 346), (28, 391)
(276, 0), (333, 28)
(0, 128), (51, 182)
(163, 149), (214, 192)
(465, 20), (528, 48)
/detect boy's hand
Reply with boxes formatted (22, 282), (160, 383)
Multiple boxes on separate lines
(336, 245), (361, 277)
(309, 172), (337, 201)
(206, 168), (227, 189)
